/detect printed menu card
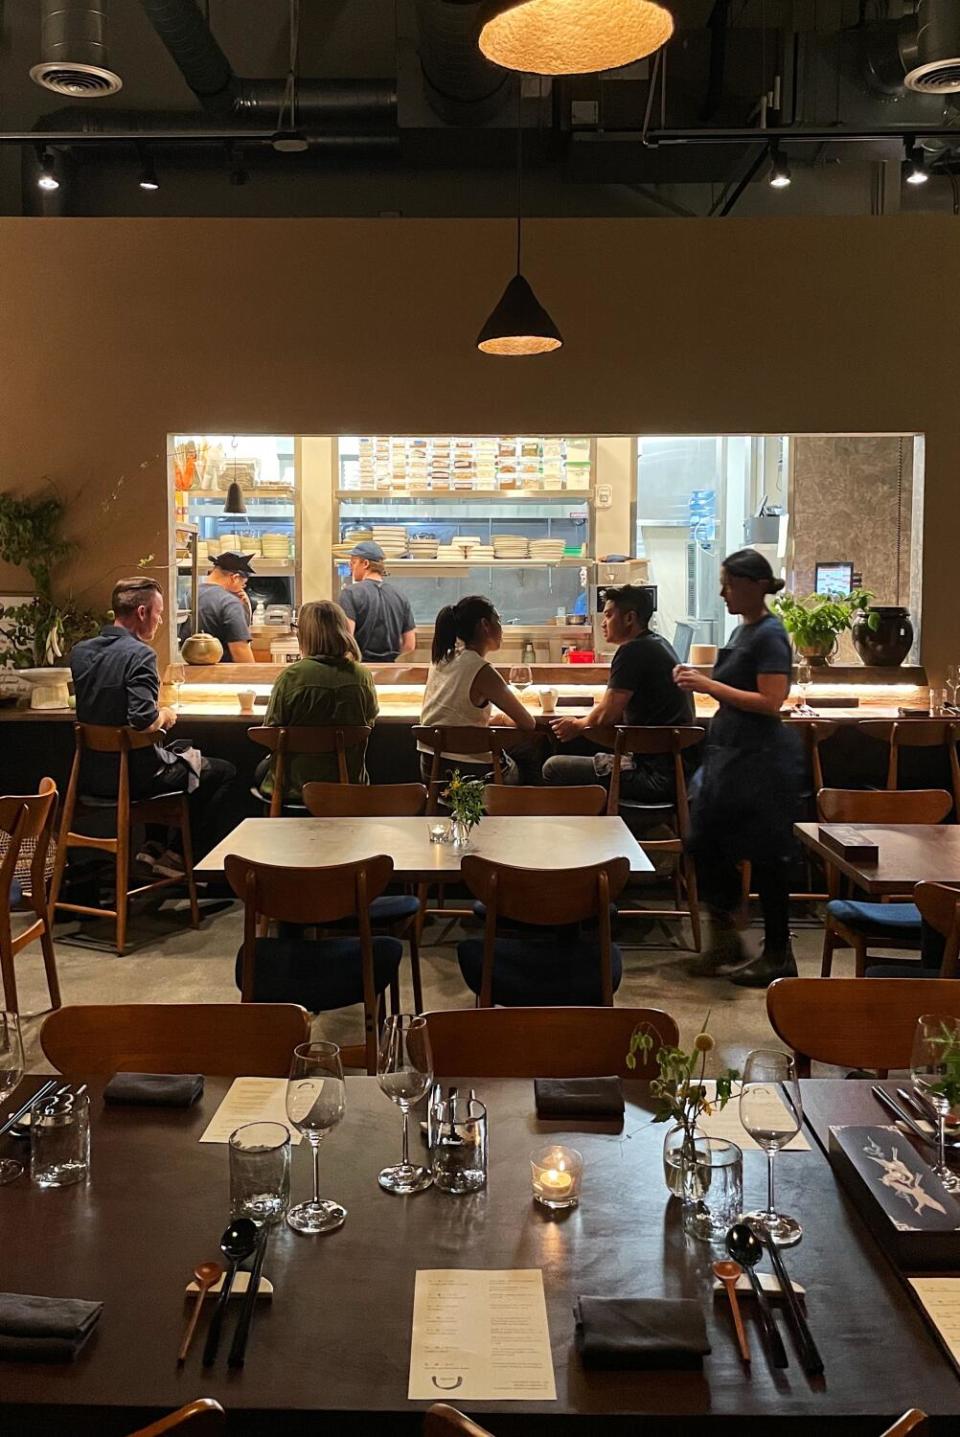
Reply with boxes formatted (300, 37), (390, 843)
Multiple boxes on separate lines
(199, 1077), (303, 1144)
(408, 1269), (557, 1401)
(696, 1080), (809, 1151)
(909, 1279), (960, 1373)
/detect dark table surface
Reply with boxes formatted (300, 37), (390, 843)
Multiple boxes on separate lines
(2, 1075), (959, 1436)
(794, 822), (960, 895)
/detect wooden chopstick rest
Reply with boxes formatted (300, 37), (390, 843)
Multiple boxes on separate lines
(186, 1273), (274, 1298)
(712, 1273), (805, 1298)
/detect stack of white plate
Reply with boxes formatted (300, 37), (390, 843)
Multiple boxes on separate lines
(436, 545), (469, 562)
(344, 527), (373, 544)
(469, 545), (496, 562)
(530, 539), (567, 563)
(372, 525), (408, 557)
(493, 534), (530, 559)
(332, 542), (355, 559)
(409, 538), (439, 559)
(261, 533), (291, 563)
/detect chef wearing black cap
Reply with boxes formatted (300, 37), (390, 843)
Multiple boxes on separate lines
(179, 551), (256, 663)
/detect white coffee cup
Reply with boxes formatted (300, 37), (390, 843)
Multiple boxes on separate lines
(539, 688), (558, 715)
(237, 689), (257, 714)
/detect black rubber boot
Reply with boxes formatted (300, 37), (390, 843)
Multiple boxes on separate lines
(729, 945), (798, 989)
(687, 915), (747, 977)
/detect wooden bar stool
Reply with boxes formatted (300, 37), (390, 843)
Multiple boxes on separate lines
(412, 725), (521, 815)
(248, 725), (371, 817)
(50, 724), (200, 957)
(857, 719), (960, 811)
(0, 778), (61, 1015)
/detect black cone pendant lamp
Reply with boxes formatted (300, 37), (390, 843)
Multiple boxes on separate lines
(478, 0), (674, 78)
(477, 97), (563, 357)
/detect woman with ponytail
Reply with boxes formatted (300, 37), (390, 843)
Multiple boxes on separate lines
(419, 595), (536, 785)
(673, 548), (802, 988)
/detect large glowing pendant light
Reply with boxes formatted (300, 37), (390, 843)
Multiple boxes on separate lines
(478, 0), (674, 77)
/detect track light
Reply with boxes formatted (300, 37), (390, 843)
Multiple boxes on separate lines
(905, 140), (929, 186)
(138, 155), (159, 192)
(768, 143), (791, 189)
(36, 149), (59, 192)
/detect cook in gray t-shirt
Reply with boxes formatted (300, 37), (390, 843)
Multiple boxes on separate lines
(179, 584), (251, 663)
(338, 579), (415, 662)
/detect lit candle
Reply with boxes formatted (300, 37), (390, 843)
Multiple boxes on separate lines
(429, 822), (450, 845)
(530, 1145), (583, 1210)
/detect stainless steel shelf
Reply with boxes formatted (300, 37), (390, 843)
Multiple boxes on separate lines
(335, 490), (591, 502)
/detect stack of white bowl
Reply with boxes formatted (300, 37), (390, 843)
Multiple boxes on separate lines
(261, 533), (291, 564)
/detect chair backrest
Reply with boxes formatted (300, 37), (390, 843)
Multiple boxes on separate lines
(302, 782), (427, 817)
(40, 1003), (311, 1077)
(0, 803), (28, 913)
(425, 1405), (494, 1437)
(880, 1412), (927, 1437)
(585, 725), (705, 823)
(804, 721), (840, 793)
(128, 1399), (226, 1437)
(483, 784), (607, 817)
(460, 854), (630, 926)
(413, 725), (518, 810)
(224, 854), (394, 924)
(857, 720), (960, 803)
(248, 724), (372, 805)
(76, 723), (160, 753)
(817, 788), (952, 824)
(767, 978), (960, 1076)
(0, 777), (58, 891)
(424, 1006), (679, 1079)
(914, 881), (960, 978)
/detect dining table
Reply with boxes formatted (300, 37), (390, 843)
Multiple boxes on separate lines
(794, 822), (960, 896)
(196, 815), (654, 883)
(1, 1074), (958, 1436)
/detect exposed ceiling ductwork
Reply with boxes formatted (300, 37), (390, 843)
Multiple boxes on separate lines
(414, 0), (510, 125)
(30, 0), (123, 98)
(904, 0), (960, 94)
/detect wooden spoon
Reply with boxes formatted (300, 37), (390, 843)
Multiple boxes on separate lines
(713, 1258), (751, 1364)
(177, 1261), (223, 1366)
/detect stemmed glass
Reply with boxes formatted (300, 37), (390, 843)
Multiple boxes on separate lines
(0, 1013), (25, 1185)
(285, 1041), (347, 1234)
(795, 659), (813, 714)
(911, 1015), (960, 1194)
(377, 1015), (433, 1194)
(509, 665), (532, 695)
(945, 664), (959, 710)
(739, 1049), (804, 1246)
(169, 662), (186, 711)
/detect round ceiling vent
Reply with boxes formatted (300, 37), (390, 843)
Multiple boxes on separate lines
(904, 57), (960, 92)
(29, 60), (123, 97)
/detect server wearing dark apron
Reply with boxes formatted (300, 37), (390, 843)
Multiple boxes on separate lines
(674, 548), (802, 988)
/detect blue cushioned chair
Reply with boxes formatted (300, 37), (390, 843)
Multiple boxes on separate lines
(226, 851), (402, 1073)
(866, 881), (960, 980)
(457, 853), (630, 1008)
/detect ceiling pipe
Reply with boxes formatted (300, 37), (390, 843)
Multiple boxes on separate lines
(28, 107), (399, 149)
(414, 0), (510, 125)
(30, 0), (123, 97)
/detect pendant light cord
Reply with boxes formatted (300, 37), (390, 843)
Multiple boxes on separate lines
(515, 75), (523, 275)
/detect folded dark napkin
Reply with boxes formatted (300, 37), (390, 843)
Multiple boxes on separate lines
(103, 1072), (204, 1107)
(575, 1297), (711, 1370)
(0, 1294), (103, 1362)
(535, 1076), (624, 1119)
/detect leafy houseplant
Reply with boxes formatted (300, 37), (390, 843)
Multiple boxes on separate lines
(0, 490), (102, 668)
(772, 587), (877, 665)
(441, 771), (486, 848)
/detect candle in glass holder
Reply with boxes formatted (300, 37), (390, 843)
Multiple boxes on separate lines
(530, 1145), (583, 1210)
(429, 822), (450, 845)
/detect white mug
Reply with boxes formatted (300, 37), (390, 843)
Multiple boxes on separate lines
(539, 688), (558, 715)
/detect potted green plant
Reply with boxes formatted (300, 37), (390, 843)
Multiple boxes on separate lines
(441, 770), (486, 848)
(772, 587), (876, 665)
(0, 490), (102, 668)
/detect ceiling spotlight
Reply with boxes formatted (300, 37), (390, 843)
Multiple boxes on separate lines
(905, 141), (929, 186)
(36, 148), (59, 192)
(768, 143), (791, 189)
(138, 157), (159, 192)
(478, 0), (674, 77)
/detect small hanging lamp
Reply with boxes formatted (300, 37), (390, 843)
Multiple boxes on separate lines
(478, 0), (674, 78)
(477, 102), (563, 357)
(223, 437), (247, 515)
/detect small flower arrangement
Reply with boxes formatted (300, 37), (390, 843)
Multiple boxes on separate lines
(627, 1014), (738, 1145)
(441, 770), (486, 839)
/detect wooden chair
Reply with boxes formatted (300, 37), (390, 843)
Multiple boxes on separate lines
(50, 724), (200, 956)
(302, 782), (427, 1012)
(458, 855), (630, 1007)
(248, 725), (372, 817)
(858, 719), (960, 812)
(817, 788), (953, 977)
(424, 1005), (679, 1078)
(425, 1405), (493, 1437)
(1, 779), (61, 1015)
(880, 1412), (927, 1437)
(128, 1399), (225, 1437)
(41, 1002), (310, 1078)
(226, 854), (402, 1072)
(587, 725), (705, 951)
(767, 977), (960, 1076)
(413, 725), (532, 815)
(483, 784), (607, 816)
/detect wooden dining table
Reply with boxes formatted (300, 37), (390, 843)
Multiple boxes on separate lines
(794, 822), (960, 896)
(196, 815), (654, 882)
(1, 1075), (957, 1436)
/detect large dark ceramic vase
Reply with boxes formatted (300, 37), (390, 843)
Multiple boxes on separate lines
(852, 606), (914, 667)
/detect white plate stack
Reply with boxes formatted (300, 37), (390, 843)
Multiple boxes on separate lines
(493, 534), (530, 560)
(372, 525), (408, 558)
(529, 539), (567, 563)
(261, 533), (291, 564)
(409, 537), (439, 559)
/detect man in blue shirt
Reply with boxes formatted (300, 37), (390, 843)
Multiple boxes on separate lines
(339, 541), (417, 663)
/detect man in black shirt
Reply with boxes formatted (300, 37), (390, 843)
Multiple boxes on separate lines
(178, 552), (255, 663)
(339, 541), (417, 663)
(542, 585), (694, 801)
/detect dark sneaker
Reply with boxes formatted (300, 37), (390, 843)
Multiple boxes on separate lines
(729, 947), (798, 989)
(687, 925), (747, 977)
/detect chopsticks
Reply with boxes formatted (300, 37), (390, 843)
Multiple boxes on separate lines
(0, 1078), (58, 1137)
(764, 1240), (824, 1377)
(227, 1227), (269, 1369)
(872, 1085), (939, 1148)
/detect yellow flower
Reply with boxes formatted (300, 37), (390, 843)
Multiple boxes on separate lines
(701, 1100), (714, 1117)
(693, 1032), (715, 1054)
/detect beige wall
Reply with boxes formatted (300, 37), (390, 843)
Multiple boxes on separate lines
(0, 216), (957, 677)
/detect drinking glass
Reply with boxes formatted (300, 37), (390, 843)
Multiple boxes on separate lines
(911, 1014), (960, 1194)
(681, 1137), (743, 1243)
(285, 1041), (347, 1234)
(0, 1013), (24, 1185)
(31, 1090), (90, 1188)
(739, 1049), (803, 1246)
(509, 665), (532, 695)
(168, 662), (186, 710)
(229, 1121), (290, 1224)
(377, 1015), (433, 1194)
(796, 660), (812, 712)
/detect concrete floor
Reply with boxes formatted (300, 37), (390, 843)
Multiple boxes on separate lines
(11, 897), (837, 1074)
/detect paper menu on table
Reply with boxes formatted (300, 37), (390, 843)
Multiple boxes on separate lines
(695, 1080), (809, 1151)
(408, 1270), (557, 1401)
(909, 1279), (960, 1372)
(199, 1077), (302, 1145)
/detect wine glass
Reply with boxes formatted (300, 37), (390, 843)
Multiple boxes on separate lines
(285, 1041), (347, 1234)
(945, 664), (959, 709)
(168, 662), (186, 711)
(739, 1049), (803, 1246)
(0, 1013), (25, 1185)
(795, 659), (812, 713)
(509, 665), (533, 695)
(377, 1015), (433, 1194)
(911, 1015), (960, 1194)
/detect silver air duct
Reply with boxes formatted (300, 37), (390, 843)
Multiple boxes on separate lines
(904, 0), (960, 94)
(30, 0), (123, 98)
